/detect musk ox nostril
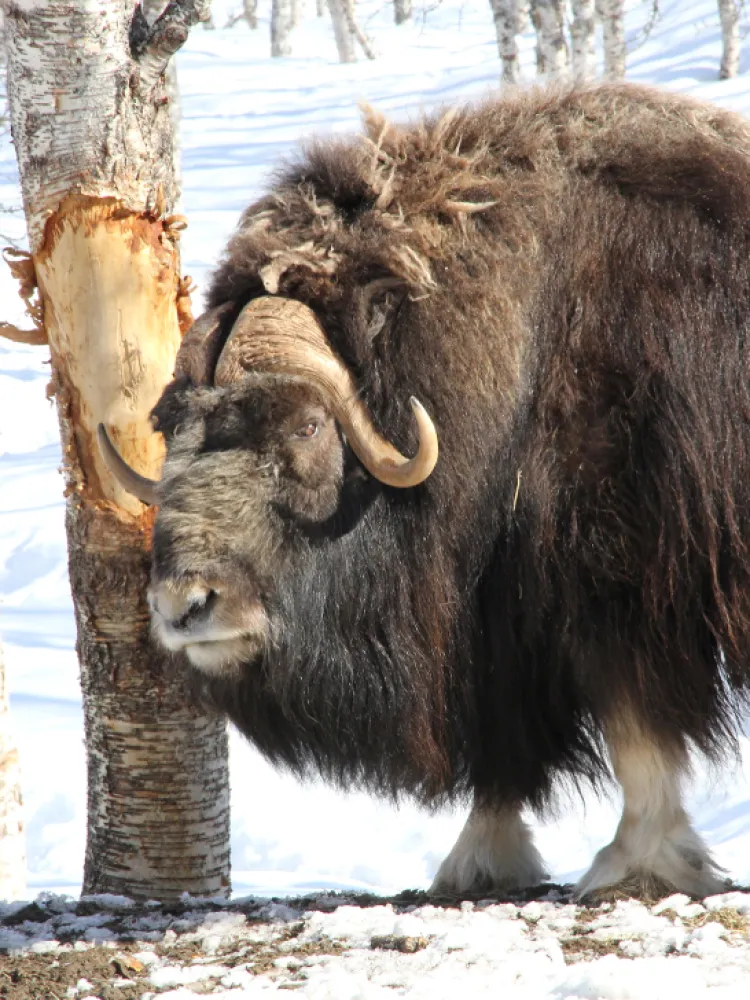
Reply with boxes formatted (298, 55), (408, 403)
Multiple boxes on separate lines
(150, 582), (218, 634)
(172, 588), (218, 631)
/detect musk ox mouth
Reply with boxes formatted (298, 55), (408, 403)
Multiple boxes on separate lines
(148, 578), (268, 674)
(180, 636), (263, 675)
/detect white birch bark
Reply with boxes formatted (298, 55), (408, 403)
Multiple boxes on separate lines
(0, 641), (25, 902)
(394, 0), (412, 25)
(271, 0), (294, 56)
(530, 0), (568, 78)
(490, 0), (521, 84)
(595, 0), (626, 78)
(328, 0), (356, 62)
(516, 0), (530, 31)
(570, 0), (597, 81)
(142, 0), (182, 199)
(3, 0), (231, 902)
(244, 0), (259, 29)
(718, 0), (740, 79)
(291, 0), (304, 27)
(344, 0), (376, 59)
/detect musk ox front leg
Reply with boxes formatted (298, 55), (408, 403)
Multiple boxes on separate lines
(430, 802), (548, 896)
(576, 722), (727, 900)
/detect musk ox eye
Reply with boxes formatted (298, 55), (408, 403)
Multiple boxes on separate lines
(294, 422), (319, 439)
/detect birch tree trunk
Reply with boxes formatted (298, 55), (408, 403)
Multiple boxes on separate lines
(394, 0), (412, 25)
(344, 0), (376, 59)
(530, 0), (568, 77)
(271, 0), (294, 56)
(595, 0), (626, 78)
(142, 0), (182, 199)
(244, 0), (259, 29)
(328, 0), (356, 62)
(718, 0), (740, 79)
(490, 0), (521, 84)
(0, 641), (25, 901)
(291, 0), (304, 28)
(516, 0), (530, 32)
(570, 0), (597, 81)
(3, 0), (231, 902)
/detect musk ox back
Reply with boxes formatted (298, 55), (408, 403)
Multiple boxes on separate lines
(103, 83), (750, 899)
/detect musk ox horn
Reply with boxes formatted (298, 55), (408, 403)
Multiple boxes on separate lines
(97, 424), (160, 506)
(214, 296), (439, 488)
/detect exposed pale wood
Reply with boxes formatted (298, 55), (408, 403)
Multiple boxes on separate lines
(34, 197), (179, 516)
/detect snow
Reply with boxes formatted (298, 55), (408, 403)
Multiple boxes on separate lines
(2, 1), (750, 991)
(2, 890), (750, 997)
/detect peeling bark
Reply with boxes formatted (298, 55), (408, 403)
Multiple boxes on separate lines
(0, 641), (25, 902)
(718, 0), (740, 80)
(4, 0), (230, 901)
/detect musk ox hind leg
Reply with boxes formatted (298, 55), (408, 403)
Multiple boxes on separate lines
(576, 720), (727, 901)
(429, 801), (548, 897)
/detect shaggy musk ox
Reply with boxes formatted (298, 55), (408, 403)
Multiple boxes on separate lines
(101, 83), (750, 899)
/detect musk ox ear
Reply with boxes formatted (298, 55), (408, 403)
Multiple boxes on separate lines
(353, 276), (406, 343)
(174, 303), (234, 385)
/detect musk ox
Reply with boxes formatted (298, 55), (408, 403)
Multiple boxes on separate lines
(101, 83), (750, 899)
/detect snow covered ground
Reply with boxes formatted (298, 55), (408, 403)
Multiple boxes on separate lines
(2, 0), (750, 920)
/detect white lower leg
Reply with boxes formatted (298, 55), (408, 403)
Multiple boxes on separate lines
(576, 725), (726, 899)
(430, 801), (548, 895)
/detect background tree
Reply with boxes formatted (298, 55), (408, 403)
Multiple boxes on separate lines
(490, 0), (522, 84)
(530, 0), (568, 76)
(2, 0), (230, 901)
(272, 0), (294, 55)
(570, 0), (596, 80)
(394, 0), (412, 25)
(718, 0), (740, 79)
(596, 0), (626, 78)
(328, 0), (356, 61)
(0, 640), (24, 901)
(244, 0), (259, 28)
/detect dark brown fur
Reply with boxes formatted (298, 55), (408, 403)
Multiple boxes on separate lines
(154, 83), (750, 812)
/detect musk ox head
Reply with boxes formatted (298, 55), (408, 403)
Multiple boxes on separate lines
(99, 296), (438, 676)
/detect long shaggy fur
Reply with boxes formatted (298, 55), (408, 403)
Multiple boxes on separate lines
(182, 83), (750, 811)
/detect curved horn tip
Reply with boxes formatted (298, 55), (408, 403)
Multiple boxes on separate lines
(408, 396), (439, 480)
(96, 423), (160, 507)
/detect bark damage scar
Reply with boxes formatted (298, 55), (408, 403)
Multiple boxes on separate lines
(34, 193), (182, 520)
(39, 193), (179, 280)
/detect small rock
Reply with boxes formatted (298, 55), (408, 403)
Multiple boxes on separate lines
(371, 934), (429, 953)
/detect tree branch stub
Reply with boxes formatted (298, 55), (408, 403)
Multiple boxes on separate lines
(134, 0), (214, 92)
